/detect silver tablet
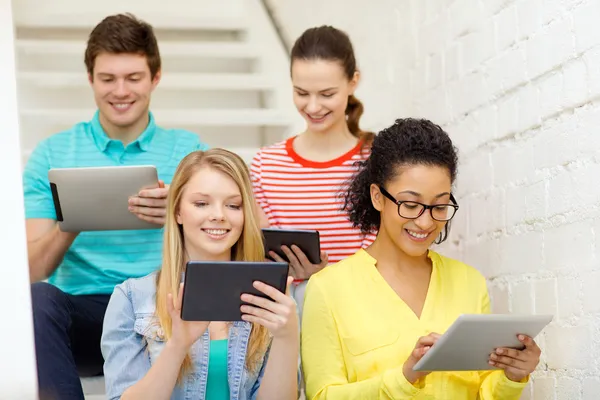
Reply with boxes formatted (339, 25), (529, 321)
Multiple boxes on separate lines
(48, 165), (160, 232)
(413, 313), (553, 372)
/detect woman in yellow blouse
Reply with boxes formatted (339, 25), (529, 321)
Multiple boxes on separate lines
(301, 118), (542, 399)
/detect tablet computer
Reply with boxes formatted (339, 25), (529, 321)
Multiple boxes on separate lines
(181, 261), (290, 321)
(48, 165), (159, 232)
(262, 228), (321, 265)
(413, 313), (553, 372)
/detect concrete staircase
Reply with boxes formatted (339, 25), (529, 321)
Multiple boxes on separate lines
(13, 0), (303, 169)
(11, 1), (302, 397)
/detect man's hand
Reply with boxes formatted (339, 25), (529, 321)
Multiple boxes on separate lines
(128, 180), (169, 226)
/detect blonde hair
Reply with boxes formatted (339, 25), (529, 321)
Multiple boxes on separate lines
(154, 148), (270, 381)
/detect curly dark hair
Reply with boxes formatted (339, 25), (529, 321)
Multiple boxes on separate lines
(343, 118), (459, 244)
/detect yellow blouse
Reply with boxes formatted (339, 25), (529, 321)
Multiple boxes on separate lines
(301, 249), (528, 399)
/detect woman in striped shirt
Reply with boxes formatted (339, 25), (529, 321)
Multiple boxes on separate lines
(250, 25), (376, 313)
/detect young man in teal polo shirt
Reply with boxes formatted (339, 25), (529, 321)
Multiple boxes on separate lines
(22, 14), (208, 400)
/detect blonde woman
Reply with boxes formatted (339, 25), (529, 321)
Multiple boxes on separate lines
(101, 149), (299, 400)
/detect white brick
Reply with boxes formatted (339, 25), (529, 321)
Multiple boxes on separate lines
(505, 185), (527, 227)
(517, 83), (541, 132)
(492, 140), (534, 187)
(532, 116), (578, 171)
(545, 324), (592, 369)
(448, 0), (485, 38)
(463, 241), (495, 277)
(496, 93), (519, 139)
(483, 0), (516, 16)
(545, 18), (576, 72)
(582, 270), (600, 314)
(490, 283), (510, 313)
(582, 46), (600, 99)
(526, 19), (573, 79)
(546, 169), (574, 216)
(595, 219), (600, 264)
(538, 71), (564, 119)
(415, 89), (451, 125)
(541, 0), (566, 25)
(511, 281), (534, 314)
(444, 43), (461, 82)
(535, 278), (558, 316)
(498, 231), (543, 275)
(520, 383), (533, 400)
(562, 58), (589, 109)
(426, 52), (443, 89)
(556, 377), (581, 400)
(419, 17), (449, 58)
(487, 44), (528, 97)
(533, 376), (556, 400)
(557, 277), (582, 319)
(449, 70), (489, 118)
(459, 24), (496, 75)
(460, 151), (493, 193)
(495, 4), (518, 52)
(517, 0), (543, 40)
(583, 378), (600, 400)
(524, 180), (547, 221)
(571, 161), (600, 208)
(573, 0), (600, 53)
(544, 221), (594, 271)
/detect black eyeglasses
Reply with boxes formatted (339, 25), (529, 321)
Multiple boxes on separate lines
(379, 186), (459, 222)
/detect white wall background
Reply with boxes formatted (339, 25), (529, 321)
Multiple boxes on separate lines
(0, 0), (38, 397)
(267, 0), (600, 398)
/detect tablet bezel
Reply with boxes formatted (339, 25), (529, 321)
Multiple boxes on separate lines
(48, 165), (159, 232)
(180, 260), (290, 322)
(262, 228), (321, 265)
(412, 313), (553, 372)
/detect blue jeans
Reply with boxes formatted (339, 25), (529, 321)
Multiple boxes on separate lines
(31, 282), (110, 400)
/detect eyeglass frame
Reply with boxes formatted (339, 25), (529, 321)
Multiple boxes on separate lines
(378, 186), (459, 222)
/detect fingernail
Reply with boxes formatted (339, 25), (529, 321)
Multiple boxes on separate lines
(496, 349), (503, 354)
(490, 353), (497, 360)
(489, 361), (495, 366)
(519, 335), (525, 340)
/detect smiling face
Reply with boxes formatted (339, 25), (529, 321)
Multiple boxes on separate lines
(371, 164), (453, 257)
(291, 59), (358, 134)
(176, 166), (245, 261)
(89, 52), (160, 137)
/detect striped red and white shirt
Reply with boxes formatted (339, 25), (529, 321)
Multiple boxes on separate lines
(251, 136), (377, 265)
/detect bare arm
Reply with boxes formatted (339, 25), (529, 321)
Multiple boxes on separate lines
(26, 219), (78, 282)
(117, 286), (210, 400)
(257, 335), (299, 400)
(121, 340), (188, 400)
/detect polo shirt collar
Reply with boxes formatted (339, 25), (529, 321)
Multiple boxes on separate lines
(90, 110), (157, 152)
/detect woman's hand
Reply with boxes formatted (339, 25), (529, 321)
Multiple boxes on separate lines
(240, 276), (298, 339)
(402, 333), (441, 384)
(167, 283), (210, 350)
(269, 245), (328, 280)
(489, 335), (541, 382)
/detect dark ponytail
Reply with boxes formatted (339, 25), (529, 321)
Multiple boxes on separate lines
(346, 94), (375, 145)
(291, 26), (374, 145)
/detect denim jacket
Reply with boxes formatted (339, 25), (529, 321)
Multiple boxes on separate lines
(101, 272), (274, 400)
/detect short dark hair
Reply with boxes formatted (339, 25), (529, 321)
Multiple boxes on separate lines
(84, 13), (161, 79)
(343, 118), (459, 243)
(290, 25), (374, 145)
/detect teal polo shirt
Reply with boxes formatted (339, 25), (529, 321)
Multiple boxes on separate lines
(23, 111), (208, 295)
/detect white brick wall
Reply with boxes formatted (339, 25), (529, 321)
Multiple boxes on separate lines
(267, 0), (600, 398)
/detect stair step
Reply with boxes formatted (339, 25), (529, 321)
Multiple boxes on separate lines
(14, 10), (247, 32)
(19, 108), (293, 127)
(17, 39), (259, 59)
(18, 72), (275, 91)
